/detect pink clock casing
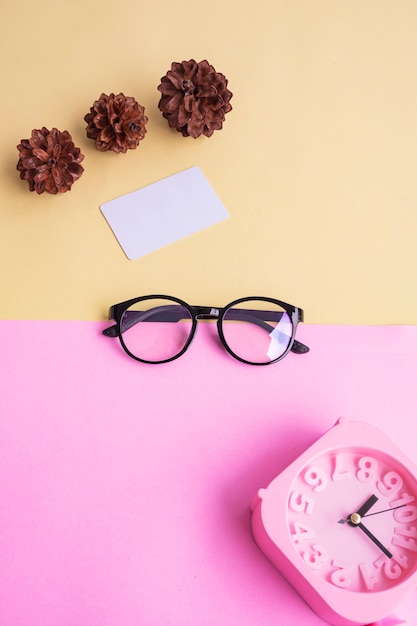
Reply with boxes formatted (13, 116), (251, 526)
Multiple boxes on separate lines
(251, 419), (417, 626)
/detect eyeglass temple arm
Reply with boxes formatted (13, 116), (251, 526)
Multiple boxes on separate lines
(102, 306), (182, 337)
(103, 307), (169, 336)
(103, 306), (309, 354)
(223, 308), (309, 354)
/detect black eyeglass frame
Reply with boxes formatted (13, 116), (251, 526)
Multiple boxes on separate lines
(103, 295), (309, 365)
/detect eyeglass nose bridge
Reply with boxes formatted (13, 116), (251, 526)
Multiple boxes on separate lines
(194, 306), (221, 320)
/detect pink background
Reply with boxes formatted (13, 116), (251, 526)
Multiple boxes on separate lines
(1, 321), (416, 626)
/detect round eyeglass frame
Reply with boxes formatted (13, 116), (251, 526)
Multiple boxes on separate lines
(104, 294), (307, 366)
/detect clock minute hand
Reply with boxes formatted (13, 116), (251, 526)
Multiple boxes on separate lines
(355, 520), (393, 559)
(345, 494), (393, 557)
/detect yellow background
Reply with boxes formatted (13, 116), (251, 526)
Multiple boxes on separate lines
(1, 0), (417, 324)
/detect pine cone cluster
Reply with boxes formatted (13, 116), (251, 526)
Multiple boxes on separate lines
(84, 92), (148, 153)
(16, 64), (234, 194)
(157, 59), (233, 138)
(16, 127), (84, 194)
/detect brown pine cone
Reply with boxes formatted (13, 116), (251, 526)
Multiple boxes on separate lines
(157, 59), (233, 138)
(16, 127), (84, 194)
(84, 92), (148, 153)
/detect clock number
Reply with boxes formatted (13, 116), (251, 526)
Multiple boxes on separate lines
(358, 562), (378, 590)
(395, 525), (417, 538)
(289, 491), (314, 515)
(291, 522), (315, 544)
(392, 526), (417, 553)
(302, 544), (328, 570)
(330, 559), (353, 588)
(356, 456), (377, 483)
(332, 454), (352, 481)
(390, 491), (415, 508)
(392, 535), (417, 553)
(377, 471), (403, 497)
(393, 505), (417, 524)
(391, 550), (408, 570)
(374, 553), (405, 580)
(304, 466), (328, 492)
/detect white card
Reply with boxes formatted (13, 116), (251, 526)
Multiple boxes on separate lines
(100, 166), (229, 260)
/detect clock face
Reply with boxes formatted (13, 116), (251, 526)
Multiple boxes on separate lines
(287, 447), (417, 593)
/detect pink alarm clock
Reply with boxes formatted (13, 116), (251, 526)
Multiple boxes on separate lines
(251, 418), (417, 625)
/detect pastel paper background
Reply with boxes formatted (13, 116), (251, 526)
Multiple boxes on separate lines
(1, 321), (416, 626)
(100, 167), (229, 260)
(2, 1), (417, 323)
(1, 1), (417, 624)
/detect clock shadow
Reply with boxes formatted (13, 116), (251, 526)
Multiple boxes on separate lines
(220, 416), (322, 549)
(209, 416), (326, 618)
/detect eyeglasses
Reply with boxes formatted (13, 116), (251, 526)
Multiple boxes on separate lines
(103, 295), (310, 365)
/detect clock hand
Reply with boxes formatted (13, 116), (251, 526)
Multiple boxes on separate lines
(356, 494), (379, 517)
(337, 494), (394, 557)
(338, 494), (379, 524)
(354, 520), (393, 559)
(363, 503), (407, 518)
(338, 499), (407, 524)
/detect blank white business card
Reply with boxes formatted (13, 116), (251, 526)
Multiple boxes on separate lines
(100, 166), (230, 260)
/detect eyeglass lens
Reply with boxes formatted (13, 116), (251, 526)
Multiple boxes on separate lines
(222, 299), (293, 364)
(119, 296), (294, 364)
(120, 297), (193, 362)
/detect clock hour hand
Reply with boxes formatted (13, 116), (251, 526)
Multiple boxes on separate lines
(338, 494), (379, 524)
(337, 493), (394, 557)
(342, 495), (393, 558)
(355, 494), (379, 518)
